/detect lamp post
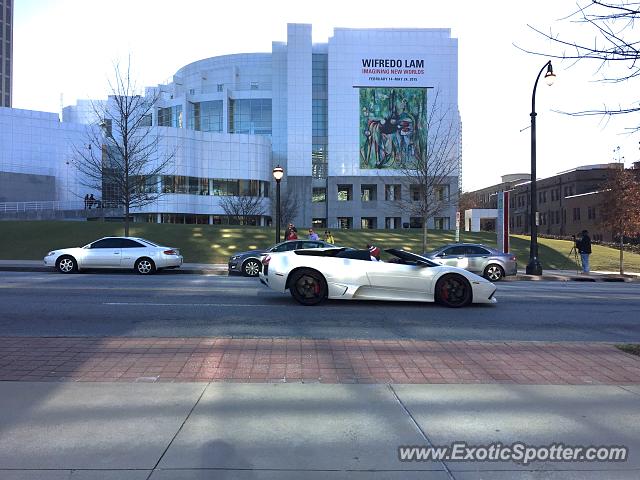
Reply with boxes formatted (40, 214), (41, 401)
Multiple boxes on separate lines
(272, 165), (284, 243)
(526, 61), (556, 275)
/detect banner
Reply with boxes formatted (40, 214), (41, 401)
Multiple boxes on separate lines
(359, 87), (427, 169)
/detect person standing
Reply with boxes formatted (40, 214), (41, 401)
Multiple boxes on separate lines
(284, 223), (298, 241)
(576, 230), (592, 274)
(88, 194), (95, 209)
(84, 194), (89, 209)
(324, 230), (335, 244)
(308, 228), (320, 241)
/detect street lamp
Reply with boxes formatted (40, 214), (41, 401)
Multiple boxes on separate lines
(272, 165), (284, 243)
(526, 61), (555, 276)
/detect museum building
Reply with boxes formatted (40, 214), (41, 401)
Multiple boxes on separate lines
(0, 24), (460, 229)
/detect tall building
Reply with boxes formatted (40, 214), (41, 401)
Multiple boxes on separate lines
(1, 24), (460, 229)
(0, 0), (11, 107)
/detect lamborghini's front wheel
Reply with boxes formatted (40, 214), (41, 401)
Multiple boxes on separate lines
(289, 268), (327, 306)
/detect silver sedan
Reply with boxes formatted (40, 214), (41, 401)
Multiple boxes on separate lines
(44, 236), (183, 275)
(423, 243), (517, 281)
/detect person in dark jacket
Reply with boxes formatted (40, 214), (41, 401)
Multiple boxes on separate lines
(576, 230), (592, 273)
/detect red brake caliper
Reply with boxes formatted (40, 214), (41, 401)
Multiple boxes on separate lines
(313, 280), (320, 295)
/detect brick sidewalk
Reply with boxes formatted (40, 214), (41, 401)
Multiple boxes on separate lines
(1, 337), (639, 385)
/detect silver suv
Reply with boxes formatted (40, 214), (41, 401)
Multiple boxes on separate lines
(423, 243), (517, 281)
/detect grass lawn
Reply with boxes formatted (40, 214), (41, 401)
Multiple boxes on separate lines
(617, 345), (640, 357)
(1, 220), (639, 272)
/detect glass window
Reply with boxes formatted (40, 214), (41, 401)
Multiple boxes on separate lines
(385, 217), (401, 229)
(337, 217), (352, 229)
(90, 238), (120, 249)
(157, 105), (182, 128)
(361, 217), (377, 229)
(361, 185), (377, 202)
(174, 176), (187, 194)
(119, 239), (145, 248)
(312, 218), (326, 229)
(434, 217), (451, 230)
(410, 185), (423, 201)
(337, 185), (352, 201)
(467, 246), (490, 255)
(230, 98), (272, 135)
(385, 185), (401, 201)
(434, 185), (449, 202)
(312, 188), (326, 202)
(300, 241), (322, 249)
(199, 178), (209, 195)
(409, 217), (423, 228)
(445, 246), (467, 256)
(188, 177), (199, 194)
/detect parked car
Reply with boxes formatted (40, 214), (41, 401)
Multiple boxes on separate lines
(259, 247), (497, 308)
(423, 243), (517, 281)
(228, 239), (334, 277)
(44, 237), (183, 275)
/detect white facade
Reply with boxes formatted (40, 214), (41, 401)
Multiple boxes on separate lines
(1, 23), (460, 229)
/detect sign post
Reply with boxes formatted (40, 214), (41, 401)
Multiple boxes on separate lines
(496, 191), (510, 253)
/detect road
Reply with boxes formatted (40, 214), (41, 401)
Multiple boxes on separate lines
(0, 271), (638, 341)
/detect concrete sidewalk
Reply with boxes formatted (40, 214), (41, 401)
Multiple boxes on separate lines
(0, 381), (639, 479)
(0, 259), (639, 281)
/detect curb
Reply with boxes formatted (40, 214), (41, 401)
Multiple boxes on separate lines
(505, 274), (638, 283)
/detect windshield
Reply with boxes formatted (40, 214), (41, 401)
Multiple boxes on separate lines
(386, 248), (439, 267)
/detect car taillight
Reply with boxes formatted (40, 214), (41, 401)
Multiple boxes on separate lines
(164, 249), (177, 255)
(262, 255), (271, 266)
(510, 255), (517, 261)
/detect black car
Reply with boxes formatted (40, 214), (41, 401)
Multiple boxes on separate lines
(228, 240), (334, 277)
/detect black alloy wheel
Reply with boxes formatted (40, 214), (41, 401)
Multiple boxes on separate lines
(289, 269), (328, 306)
(435, 274), (472, 307)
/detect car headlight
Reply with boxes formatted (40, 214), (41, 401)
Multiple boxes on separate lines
(231, 255), (239, 261)
(47, 251), (56, 256)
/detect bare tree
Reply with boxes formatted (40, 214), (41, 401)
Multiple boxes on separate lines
(385, 90), (460, 252)
(219, 195), (266, 225)
(72, 59), (174, 236)
(275, 190), (300, 238)
(458, 191), (483, 214)
(521, 1), (640, 129)
(598, 166), (640, 274)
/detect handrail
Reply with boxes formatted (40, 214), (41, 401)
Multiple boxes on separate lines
(0, 200), (116, 212)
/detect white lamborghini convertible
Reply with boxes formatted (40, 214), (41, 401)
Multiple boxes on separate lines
(259, 248), (497, 307)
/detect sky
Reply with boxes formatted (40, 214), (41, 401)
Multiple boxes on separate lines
(12, 0), (640, 191)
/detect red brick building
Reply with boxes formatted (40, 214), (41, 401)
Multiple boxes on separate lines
(465, 164), (623, 242)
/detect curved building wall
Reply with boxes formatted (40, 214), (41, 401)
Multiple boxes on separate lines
(132, 128), (272, 222)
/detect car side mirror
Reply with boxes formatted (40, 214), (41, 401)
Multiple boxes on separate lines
(437, 253), (446, 258)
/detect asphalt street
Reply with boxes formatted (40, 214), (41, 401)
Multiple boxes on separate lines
(0, 271), (639, 342)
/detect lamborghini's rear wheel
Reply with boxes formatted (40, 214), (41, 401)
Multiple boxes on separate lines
(289, 269), (327, 306)
(435, 274), (472, 308)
